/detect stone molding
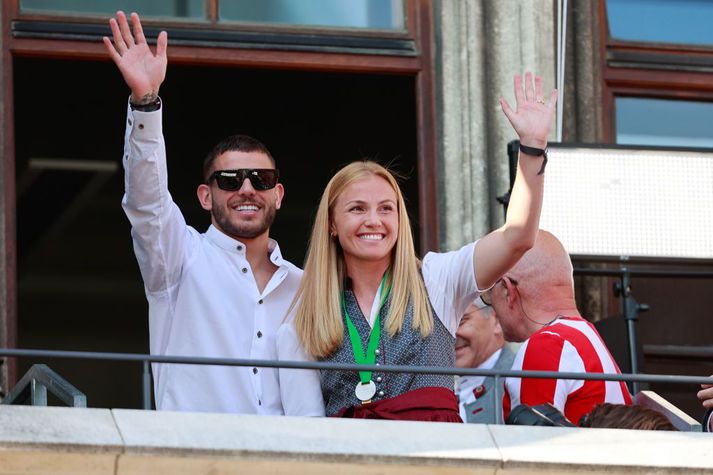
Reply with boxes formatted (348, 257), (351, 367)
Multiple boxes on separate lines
(0, 405), (712, 474)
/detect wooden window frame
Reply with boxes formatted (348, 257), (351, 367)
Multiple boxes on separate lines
(598, 0), (713, 143)
(1, 0), (439, 383)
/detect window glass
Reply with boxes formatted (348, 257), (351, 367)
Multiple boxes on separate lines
(21, 0), (205, 19)
(219, 0), (404, 30)
(616, 97), (713, 148)
(607, 0), (713, 46)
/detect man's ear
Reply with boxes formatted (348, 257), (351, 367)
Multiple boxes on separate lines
(503, 277), (518, 309)
(274, 183), (284, 210)
(197, 184), (212, 211)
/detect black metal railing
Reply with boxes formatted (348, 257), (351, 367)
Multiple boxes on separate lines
(2, 363), (86, 407)
(2, 347), (711, 427)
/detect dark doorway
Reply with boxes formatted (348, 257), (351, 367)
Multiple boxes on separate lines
(13, 56), (419, 408)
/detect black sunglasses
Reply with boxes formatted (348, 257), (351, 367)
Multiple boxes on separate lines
(207, 169), (280, 191)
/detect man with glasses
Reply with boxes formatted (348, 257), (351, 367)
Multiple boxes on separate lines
(104, 11), (322, 415)
(489, 230), (631, 426)
(454, 298), (515, 423)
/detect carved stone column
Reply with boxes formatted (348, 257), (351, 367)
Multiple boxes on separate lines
(434, 0), (556, 250)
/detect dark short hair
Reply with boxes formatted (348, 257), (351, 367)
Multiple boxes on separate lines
(580, 403), (676, 431)
(203, 135), (276, 181)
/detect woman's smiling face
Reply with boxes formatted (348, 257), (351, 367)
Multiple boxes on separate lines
(330, 174), (399, 267)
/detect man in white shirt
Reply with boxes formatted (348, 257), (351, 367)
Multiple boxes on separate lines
(103, 11), (316, 414)
(455, 298), (514, 423)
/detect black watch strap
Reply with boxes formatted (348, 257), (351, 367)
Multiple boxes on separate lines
(519, 143), (548, 176)
(130, 96), (161, 112)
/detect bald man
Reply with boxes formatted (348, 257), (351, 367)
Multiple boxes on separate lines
(455, 298), (515, 423)
(489, 230), (632, 425)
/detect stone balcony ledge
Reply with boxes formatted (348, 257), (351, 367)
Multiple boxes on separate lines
(0, 405), (711, 474)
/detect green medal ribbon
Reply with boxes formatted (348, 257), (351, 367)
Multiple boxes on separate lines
(342, 271), (391, 385)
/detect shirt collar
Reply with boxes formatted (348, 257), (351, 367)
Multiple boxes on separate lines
(205, 225), (285, 265)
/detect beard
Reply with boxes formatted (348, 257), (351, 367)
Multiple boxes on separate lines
(212, 200), (277, 239)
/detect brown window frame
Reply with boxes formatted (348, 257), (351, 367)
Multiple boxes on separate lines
(598, 0), (713, 143)
(2, 0), (440, 383)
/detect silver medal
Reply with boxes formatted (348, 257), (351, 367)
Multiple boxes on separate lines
(355, 380), (377, 401)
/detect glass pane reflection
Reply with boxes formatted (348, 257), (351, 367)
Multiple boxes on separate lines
(607, 0), (713, 46)
(219, 0), (404, 30)
(616, 97), (713, 148)
(21, 0), (205, 19)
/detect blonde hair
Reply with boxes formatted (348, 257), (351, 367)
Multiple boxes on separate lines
(292, 161), (433, 358)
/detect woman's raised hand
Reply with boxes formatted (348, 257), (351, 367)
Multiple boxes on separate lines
(500, 72), (557, 149)
(103, 11), (167, 105)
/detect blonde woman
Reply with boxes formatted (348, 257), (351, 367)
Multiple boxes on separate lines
(278, 73), (557, 421)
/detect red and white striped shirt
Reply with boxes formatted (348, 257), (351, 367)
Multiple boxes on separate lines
(503, 316), (632, 425)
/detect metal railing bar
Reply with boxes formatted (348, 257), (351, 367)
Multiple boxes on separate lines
(573, 268), (713, 279)
(493, 374), (502, 424)
(2, 364), (86, 407)
(2, 348), (712, 385)
(141, 361), (151, 410)
(644, 344), (713, 360)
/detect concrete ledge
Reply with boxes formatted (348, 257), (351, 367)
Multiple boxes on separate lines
(0, 405), (711, 475)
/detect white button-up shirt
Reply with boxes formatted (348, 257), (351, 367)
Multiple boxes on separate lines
(122, 102), (309, 414)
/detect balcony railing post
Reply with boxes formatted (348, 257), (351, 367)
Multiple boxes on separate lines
(142, 360), (151, 410)
(493, 374), (503, 424)
(30, 379), (47, 406)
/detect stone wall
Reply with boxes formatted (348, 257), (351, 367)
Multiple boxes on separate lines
(0, 405), (711, 474)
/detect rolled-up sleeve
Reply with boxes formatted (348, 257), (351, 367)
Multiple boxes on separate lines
(422, 241), (483, 336)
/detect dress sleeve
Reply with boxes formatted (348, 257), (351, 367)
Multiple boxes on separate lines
(121, 99), (194, 295)
(276, 322), (326, 417)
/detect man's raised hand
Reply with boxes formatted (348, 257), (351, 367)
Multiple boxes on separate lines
(103, 11), (167, 105)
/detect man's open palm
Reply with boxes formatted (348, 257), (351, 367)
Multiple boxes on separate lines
(103, 11), (167, 103)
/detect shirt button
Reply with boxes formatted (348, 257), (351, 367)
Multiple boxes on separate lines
(378, 390), (385, 397)
(258, 299), (263, 304)
(237, 245), (243, 251)
(138, 123), (144, 130)
(252, 367), (258, 374)
(257, 331), (262, 338)
(258, 399), (262, 406)
(375, 348), (381, 356)
(242, 267), (248, 273)
(375, 363), (380, 366)
(376, 376), (382, 383)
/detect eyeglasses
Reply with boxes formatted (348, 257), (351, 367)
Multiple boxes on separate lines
(480, 276), (518, 306)
(207, 169), (280, 191)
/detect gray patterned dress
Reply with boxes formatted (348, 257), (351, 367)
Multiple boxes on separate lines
(319, 287), (456, 416)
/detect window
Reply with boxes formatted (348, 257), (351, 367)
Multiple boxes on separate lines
(21, 0), (205, 19)
(615, 97), (713, 147)
(219, 0), (405, 30)
(607, 0), (713, 47)
(19, 0), (407, 33)
(600, 0), (713, 144)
